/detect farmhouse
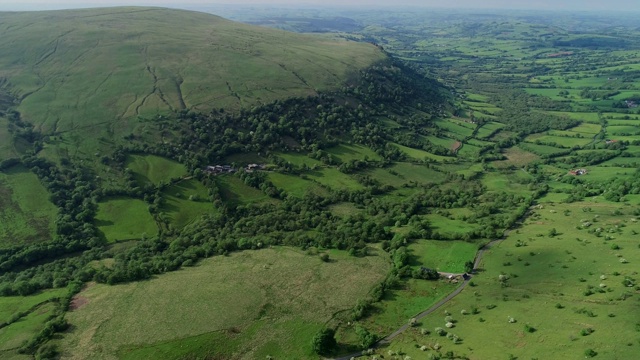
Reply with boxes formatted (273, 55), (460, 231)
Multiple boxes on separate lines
(569, 168), (587, 176)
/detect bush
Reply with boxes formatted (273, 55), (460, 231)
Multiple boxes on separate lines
(584, 349), (597, 358)
(524, 324), (536, 333)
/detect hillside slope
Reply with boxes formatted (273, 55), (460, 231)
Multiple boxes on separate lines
(0, 7), (384, 143)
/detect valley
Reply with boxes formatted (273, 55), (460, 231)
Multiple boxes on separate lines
(0, 5), (639, 360)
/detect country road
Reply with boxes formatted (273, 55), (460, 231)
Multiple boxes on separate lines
(332, 216), (525, 360)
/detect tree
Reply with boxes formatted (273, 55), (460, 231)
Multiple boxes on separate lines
(355, 325), (378, 349)
(312, 328), (337, 355)
(464, 260), (474, 273)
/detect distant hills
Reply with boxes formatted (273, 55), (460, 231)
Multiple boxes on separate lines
(0, 7), (385, 154)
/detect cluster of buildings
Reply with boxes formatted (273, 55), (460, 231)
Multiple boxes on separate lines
(569, 168), (588, 176)
(204, 163), (265, 175)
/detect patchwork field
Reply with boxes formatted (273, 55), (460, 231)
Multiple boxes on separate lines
(59, 247), (390, 359)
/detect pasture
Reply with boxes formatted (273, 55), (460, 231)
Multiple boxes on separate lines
(408, 240), (478, 274)
(383, 202), (640, 360)
(160, 179), (217, 229)
(0, 165), (57, 248)
(96, 197), (158, 242)
(59, 247), (390, 359)
(216, 175), (277, 205)
(126, 154), (186, 185)
(326, 144), (382, 162)
(268, 172), (326, 197)
(306, 168), (363, 190)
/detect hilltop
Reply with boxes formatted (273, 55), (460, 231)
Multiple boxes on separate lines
(0, 7), (385, 157)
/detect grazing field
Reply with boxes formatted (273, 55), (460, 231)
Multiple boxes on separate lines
(96, 198), (158, 242)
(390, 143), (454, 162)
(475, 121), (504, 139)
(160, 179), (216, 229)
(307, 168), (363, 190)
(524, 133), (592, 148)
(59, 247), (390, 360)
(408, 240), (478, 273)
(268, 172), (326, 197)
(384, 202), (640, 360)
(0, 165), (57, 248)
(0, 288), (67, 359)
(519, 143), (569, 156)
(276, 152), (322, 167)
(426, 214), (481, 238)
(326, 144), (382, 162)
(126, 154), (186, 185)
(493, 146), (540, 168)
(217, 175), (276, 205)
(389, 163), (447, 184)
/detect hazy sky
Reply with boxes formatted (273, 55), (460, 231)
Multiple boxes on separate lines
(1, 0), (639, 12)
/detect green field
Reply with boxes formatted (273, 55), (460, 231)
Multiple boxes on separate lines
(217, 175), (276, 205)
(391, 143), (454, 162)
(475, 121), (504, 139)
(160, 179), (217, 229)
(408, 240), (478, 273)
(59, 247), (390, 359)
(307, 168), (363, 190)
(0, 165), (57, 248)
(268, 172), (326, 197)
(0, 288), (67, 359)
(126, 154), (186, 185)
(96, 197), (158, 242)
(384, 202), (640, 359)
(326, 143), (382, 162)
(389, 163), (447, 184)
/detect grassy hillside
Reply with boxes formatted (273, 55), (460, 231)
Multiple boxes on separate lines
(0, 7), (384, 157)
(59, 247), (390, 359)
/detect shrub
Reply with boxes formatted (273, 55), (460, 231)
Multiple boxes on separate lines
(524, 324), (536, 333)
(486, 304), (497, 310)
(435, 327), (447, 336)
(584, 348), (597, 358)
(312, 328), (337, 355)
(580, 328), (594, 336)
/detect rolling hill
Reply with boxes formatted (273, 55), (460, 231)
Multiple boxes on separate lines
(0, 7), (385, 158)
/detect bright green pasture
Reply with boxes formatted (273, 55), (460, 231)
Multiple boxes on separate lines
(307, 168), (363, 190)
(326, 143), (382, 162)
(519, 142), (569, 156)
(96, 197), (158, 242)
(276, 152), (322, 167)
(389, 163), (447, 184)
(408, 240), (478, 273)
(0, 303), (58, 356)
(525, 133), (592, 148)
(60, 247), (390, 360)
(543, 111), (601, 123)
(384, 202), (640, 360)
(482, 171), (532, 196)
(607, 119), (640, 126)
(217, 175), (275, 205)
(434, 119), (475, 137)
(457, 142), (482, 157)
(607, 125), (640, 136)
(426, 214), (481, 238)
(391, 143), (454, 162)
(0, 288), (66, 324)
(537, 191), (570, 203)
(475, 121), (504, 139)
(583, 166), (635, 182)
(0, 165), (57, 248)
(424, 135), (456, 149)
(160, 179), (216, 229)
(126, 154), (186, 185)
(268, 172), (326, 197)
(365, 168), (407, 187)
(598, 156), (640, 167)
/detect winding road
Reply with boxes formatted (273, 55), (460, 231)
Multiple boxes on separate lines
(333, 220), (523, 360)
